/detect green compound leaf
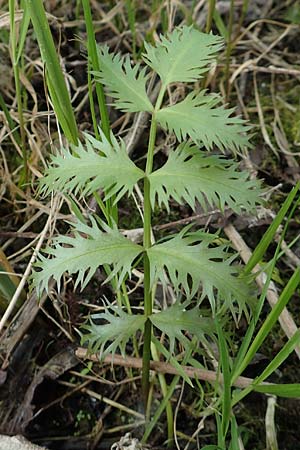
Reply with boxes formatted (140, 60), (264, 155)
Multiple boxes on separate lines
(81, 306), (146, 356)
(156, 91), (251, 153)
(149, 143), (261, 212)
(150, 302), (215, 354)
(32, 217), (143, 296)
(40, 129), (144, 202)
(143, 25), (223, 86)
(94, 45), (153, 113)
(147, 231), (252, 313)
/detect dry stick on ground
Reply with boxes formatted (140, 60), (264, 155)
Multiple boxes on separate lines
(0, 217), (51, 334)
(75, 347), (272, 390)
(0, 198), (59, 367)
(224, 223), (300, 359)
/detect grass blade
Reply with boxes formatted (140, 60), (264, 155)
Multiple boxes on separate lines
(16, 5), (30, 64)
(233, 267), (300, 380)
(232, 330), (300, 405)
(0, 92), (21, 145)
(82, 0), (110, 140)
(27, 0), (78, 144)
(216, 318), (231, 440)
(142, 346), (193, 443)
(233, 186), (300, 379)
(254, 383), (300, 398)
(9, 0), (27, 181)
(254, 330), (300, 385)
(244, 182), (300, 275)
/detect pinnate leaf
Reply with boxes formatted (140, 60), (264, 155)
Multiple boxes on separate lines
(147, 231), (252, 313)
(94, 45), (153, 112)
(32, 217), (143, 296)
(81, 306), (146, 356)
(149, 143), (261, 212)
(40, 129), (144, 202)
(156, 92), (251, 153)
(143, 25), (223, 85)
(150, 302), (214, 354)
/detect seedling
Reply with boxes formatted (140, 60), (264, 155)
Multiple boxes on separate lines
(32, 26), (261, 411)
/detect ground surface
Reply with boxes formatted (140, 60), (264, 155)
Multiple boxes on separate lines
(0, 1), (300, 449)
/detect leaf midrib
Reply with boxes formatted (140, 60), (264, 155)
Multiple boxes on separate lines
(148, 245), (243, 296)
(162, 35), (199, 84)
(151, 168), (250, 197)
(45, 241), (142, 271)
(101, 59), (152, 111)
(47, 161), (144, 185)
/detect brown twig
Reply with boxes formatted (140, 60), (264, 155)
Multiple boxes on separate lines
(75, 347), (270, 390)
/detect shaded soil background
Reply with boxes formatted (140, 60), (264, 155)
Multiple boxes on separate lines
(0, 0), (300, 449)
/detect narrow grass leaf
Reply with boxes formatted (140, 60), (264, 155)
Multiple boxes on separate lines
(244, 181), (300, 275)
(213, 8), (229, 40)
(254, 383), (300, 398)
(234, 267), (300, 379)
(0, 92), (21, 145)
(201, 447), (222, 450)
(229, 416), (241, 450)
(27, 0), (78, 144)
(233, 185), (299, 375)
(216, 318), (231, 438)
(82, 0), (110, 139)
(254, 330), (300, 385)
(125, 0), (137, 59)
(16, 5), (30, 64)
(233, 331), (300, 406)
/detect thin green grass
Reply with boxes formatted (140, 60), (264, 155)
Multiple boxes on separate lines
(244, 182), (300, 275)
(206, 0), (216, 33)
(233, 266), (300, 383)
(27, 0), (78, 144)
(9, 0), (27, 182)
(125, 0), (137, 60)
(82, 0), (110, 140)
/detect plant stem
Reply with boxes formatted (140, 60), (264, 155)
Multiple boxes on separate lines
(142, 118), (159, 410)
(237, 0), (249, 36)
(142, 170), (154, 408)
(142, 84), (166, 408)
